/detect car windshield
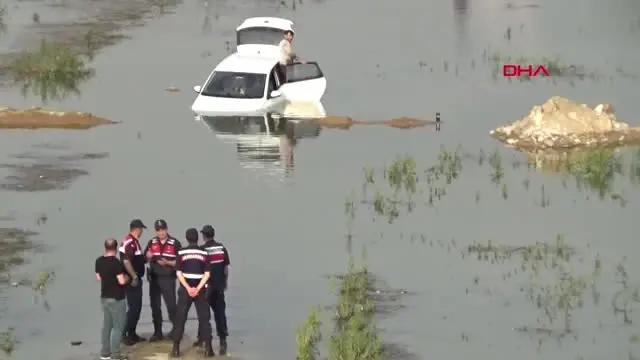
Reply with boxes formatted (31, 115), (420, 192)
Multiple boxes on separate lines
(237, 27), (284, 46)
(200, 71), (267, 99)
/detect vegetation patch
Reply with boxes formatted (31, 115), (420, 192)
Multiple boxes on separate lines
(6, 39), (95, 102)
(0, 228), (37, 282)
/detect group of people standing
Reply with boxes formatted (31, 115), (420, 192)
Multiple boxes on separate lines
(94, 219), (230, 360)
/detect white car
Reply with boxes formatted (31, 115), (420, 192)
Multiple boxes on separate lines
(191, 17), (326, 115)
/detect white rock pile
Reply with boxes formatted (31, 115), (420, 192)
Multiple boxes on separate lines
(490, 96), (636, 149)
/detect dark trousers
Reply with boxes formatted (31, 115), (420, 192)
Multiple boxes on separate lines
(198, 289), (228, 339)
(149, 276), (177, 332)
(124, 279), (143, 336)
(173, 286), (212, 343)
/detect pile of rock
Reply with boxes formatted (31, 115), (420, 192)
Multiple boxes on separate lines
(490, 96), (640, 149)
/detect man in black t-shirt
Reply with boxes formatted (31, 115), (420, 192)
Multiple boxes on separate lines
(95, 238), (129, 360)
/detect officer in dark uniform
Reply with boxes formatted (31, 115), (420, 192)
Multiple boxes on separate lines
(194, 225), (230, 355)
(172, 228), (215, 358)
(144, 219), (181, 342)
(119, 219), (147, 345)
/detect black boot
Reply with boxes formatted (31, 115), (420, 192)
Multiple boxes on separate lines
(203, 341), (215, 357)
(122, 333), (136, 346)
(149, 331), (164, 342)
(219, 338), (227, 356)
(192, 338), (203, 347)
(171, 341), (180, 357)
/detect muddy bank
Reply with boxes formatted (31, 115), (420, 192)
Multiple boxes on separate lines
(126, 336), (239, 360)
(308, 116), (440, 130)
(0, 107), (115, 129)
(0, 227), (37, 282)
(0, 144), (108, 191)
(490, 97), (640, 150)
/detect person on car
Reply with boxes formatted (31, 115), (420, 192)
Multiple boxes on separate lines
(278, 30), (306, 82)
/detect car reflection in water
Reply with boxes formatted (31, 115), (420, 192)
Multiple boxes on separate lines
(199, 109), (323, 179)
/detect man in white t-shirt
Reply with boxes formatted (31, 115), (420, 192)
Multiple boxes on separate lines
(278, 30), (305, 82)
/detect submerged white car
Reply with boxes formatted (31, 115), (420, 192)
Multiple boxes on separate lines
(191, 17), (326, 115)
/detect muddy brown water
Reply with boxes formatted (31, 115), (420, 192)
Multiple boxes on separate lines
(1, 0), (640, 359)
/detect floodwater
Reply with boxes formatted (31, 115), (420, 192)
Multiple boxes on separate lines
(1, 0), (640, 359)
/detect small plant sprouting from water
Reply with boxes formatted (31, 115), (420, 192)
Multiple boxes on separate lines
(361, 148), (462, 223)
(0, 329), (15, 355)
(469, 235), (598, 338)
(8, 39), (95, 102)
(0, 2), (7, 35)
(612, 259), (640, 324)
(488, 150), (504, 185)
(295, 307), (322, 360)
(295, 259), (383, 360)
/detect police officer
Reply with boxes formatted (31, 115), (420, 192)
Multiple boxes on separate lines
(144, 219), (181, 342)
(119, 219), (147, 345)
(194, 225), (230, 355)
(172, 228), (215, 357)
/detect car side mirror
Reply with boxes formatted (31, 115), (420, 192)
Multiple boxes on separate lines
(193, 85), (202, 93)
(270, 90), (281, 98)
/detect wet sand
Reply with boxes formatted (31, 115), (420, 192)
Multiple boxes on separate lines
(0, 144), (108, 191)
(0, 107), (115, 129)
(127, 337), (240, 360)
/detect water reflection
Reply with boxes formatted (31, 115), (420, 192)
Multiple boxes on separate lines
(200, 112), (323, 178)
(525, 147), (640, 199)
(453, 0), (469, 53)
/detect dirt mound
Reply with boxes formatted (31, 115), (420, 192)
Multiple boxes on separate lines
(0, 107), (115, 129)
(490, 97), (640, 149)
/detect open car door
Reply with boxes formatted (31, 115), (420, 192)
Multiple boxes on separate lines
(278, 62), (326, 101)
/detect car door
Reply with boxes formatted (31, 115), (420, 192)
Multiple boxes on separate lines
(264, 67), (287, 111)
(279, 62), (326, 101)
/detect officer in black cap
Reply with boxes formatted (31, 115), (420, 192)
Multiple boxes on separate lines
(194, 225), (230, 355)
(120, 219), (147, 345)
(144, 219), (182, 342)
(172, 228), (214, 357)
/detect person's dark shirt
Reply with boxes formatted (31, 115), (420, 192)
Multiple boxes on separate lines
(201, 239), (230, 290)
(175, 245), (209, 288)
(119, 233), (145, 278)
(144, 236), (181, 277)
(95, 255), (126, 300)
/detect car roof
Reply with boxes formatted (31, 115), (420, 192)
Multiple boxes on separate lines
(214, 53), (278, 74)
(236, 17), (294, 32)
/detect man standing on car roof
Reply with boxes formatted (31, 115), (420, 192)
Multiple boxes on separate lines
(193, 225), (230, 355)
(144, 219), (181, 342)
(172, 228), (215, 358)
(119, 219), (147, 345)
